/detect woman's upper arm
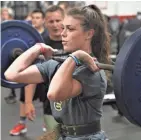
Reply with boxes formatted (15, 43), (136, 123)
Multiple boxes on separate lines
(71, 78), (82, 97)
(72, 66), (101, 97)
(6, 65), (44, 84)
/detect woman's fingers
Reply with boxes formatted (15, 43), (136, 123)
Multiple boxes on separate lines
(93, 57), (97, 61)
(90, 60), (99, 71)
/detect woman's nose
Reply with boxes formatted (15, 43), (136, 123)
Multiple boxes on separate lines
(61, 29), (67, 37)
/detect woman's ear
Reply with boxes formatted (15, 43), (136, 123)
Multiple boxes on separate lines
(86, 29), (95, 40)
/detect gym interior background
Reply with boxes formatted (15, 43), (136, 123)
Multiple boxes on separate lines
(1, 1), (141, 140)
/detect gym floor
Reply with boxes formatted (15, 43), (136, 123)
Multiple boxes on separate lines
(1, 87), (141, 140)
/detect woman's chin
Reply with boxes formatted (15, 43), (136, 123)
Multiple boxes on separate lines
(63, 46), (71, 52)
(64, 47), (77, 53)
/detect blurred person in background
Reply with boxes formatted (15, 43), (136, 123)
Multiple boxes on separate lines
(1, 7), (17, 104)
(31, 9), (48, 41)
(43, 5), (64, 49)
(8, 5), (65, 136)
(1, 7), (14, 22)
(8, 9), (49, 136)
(24, 12), (32, 24)
(57, 1), (70, 13)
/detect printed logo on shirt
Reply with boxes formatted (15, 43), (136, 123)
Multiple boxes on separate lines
(54, 101), (63, 111)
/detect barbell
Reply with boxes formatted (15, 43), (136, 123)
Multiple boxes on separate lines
(1, 20), (141, 127)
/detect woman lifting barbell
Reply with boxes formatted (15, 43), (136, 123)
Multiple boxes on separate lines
(5, 4), (110, 140)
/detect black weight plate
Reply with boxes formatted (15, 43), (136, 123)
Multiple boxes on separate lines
(1, 20), (44, 88)
(113, 27), (141, 126)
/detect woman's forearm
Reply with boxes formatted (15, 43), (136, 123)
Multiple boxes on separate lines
(5, 45), (41, 78)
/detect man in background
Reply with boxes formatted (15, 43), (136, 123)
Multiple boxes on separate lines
(9, 5), (65, 136)
(31, 9), (48, 42)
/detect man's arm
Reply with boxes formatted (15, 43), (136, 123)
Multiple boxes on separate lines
(5, 45), (45, 84)
(25, 84), (37, 120)
(25, 84), (37, 104)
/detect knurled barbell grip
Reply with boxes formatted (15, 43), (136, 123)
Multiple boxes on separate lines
(12, 49), (69, 57)
(53, 50), (70, 56)
(52, 56), (114, 71)
(95, 62), (114, 71)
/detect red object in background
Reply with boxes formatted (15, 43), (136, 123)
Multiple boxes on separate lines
(111, 15), (136, 22)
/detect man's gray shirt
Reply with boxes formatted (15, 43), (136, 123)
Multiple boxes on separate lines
(36, 59), (107, 125)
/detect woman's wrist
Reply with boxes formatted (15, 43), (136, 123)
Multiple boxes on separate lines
(68, 54), (82, 66)
(38, 43), (46, 54)
(72, 50), (81, 59)
(33, 43), (45, 55)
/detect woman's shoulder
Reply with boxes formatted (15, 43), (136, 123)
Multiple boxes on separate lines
(74, 64), (107, 83)
(47, 59), (60, 64)
(37, 59), (61, 70)
(74, 64), (97, 75)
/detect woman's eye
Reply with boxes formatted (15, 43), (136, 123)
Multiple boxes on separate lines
(68, 28), (74, 31)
